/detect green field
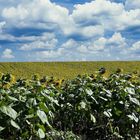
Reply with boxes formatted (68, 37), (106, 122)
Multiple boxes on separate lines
(0, 63), (140, 139)
(0, 61), (140, 79)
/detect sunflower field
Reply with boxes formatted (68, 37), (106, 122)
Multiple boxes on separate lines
(0, 69), (140, 140)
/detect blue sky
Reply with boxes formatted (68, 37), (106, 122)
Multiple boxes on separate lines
(0, 0), (140, 61)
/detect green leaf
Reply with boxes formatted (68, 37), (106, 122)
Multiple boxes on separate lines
(19, 95), (26, 102)
(37, 128), (45, 139)
(10, 120), (20, 130)
(91, 96), (98, 104)
(129, 96), (140, 106)
(113, 132), (123, 138)
(37, 110), (47, 124)
(0, 106), (17, 120)
(80, 101), (86, 109)
(41, 92), (59, 106)
(99, 96), (108, 101)
(48, 111), (54, 118)
(103, 110), (112, 118)
(127, 113), (139, 123)
(125, 87), (135, 95)
(86, 89), (93, 96)
(104, 89), (112, 98)
(39, 102), (49, 113)
(25, 114), (34, 119)
(0, 126), (5, 132)
(37, 110), (52, 127)
(37, 123), (46, 132)
(90, 114), (96, 123)
(114, 108), (122, 116)
(8, 96), (18, 101)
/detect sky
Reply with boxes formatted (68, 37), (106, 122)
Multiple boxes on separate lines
(0, 0), (140, 62)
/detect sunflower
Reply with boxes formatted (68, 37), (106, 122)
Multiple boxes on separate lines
(32, 74), (40, 81)
(98, 67), (106, 75)
(1, 74), (15, 85)
(116, 68), (123, 73)
(54, 79), (63, 87)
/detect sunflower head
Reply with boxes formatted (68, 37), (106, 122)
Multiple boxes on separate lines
(1, 73), (15, 84)
(1, 73), (15, 88)
(133, 70), (139, 75)
(116, 68), (123, 73)
(90, 74), (95, 79)
(40, 76), (48, 83)
(32, 74), (40, 81)
(98, 67), (106, 75)
(55, 79), (62, 87)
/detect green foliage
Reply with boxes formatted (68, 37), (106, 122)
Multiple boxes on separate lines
(56, 73), (140, 139)
(0, 70), (140, 139)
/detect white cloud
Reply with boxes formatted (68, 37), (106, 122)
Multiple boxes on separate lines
(88, 37), (106, 51)
(125, 0), (140, 10)
(30, 32), (128, 61)
(78, 25), (104, 38)
(72, 0), (124, 30)
(77, 45), (89, 53)
(72, 0), (124, 22)
(1, 0), (104, 38)
(2, 6), (28, 20)
(76, 32), (127, 55)
(62, 39), (78, 48)
(0, 30), (57, 43)
(0, 21), (18, 41)
(61, 32), (127, 58)
(35, 48), (65, 60)
(71, 0), (140, 31)
(1, 0), (140, 36)
(107, 32), (126, 48)
(0, 34), (16, 41)
(20, 33), (58, 51)
(0, 0), (140, 61)
(130, 41), (140, 51)
(2, 0), (75, 34)
(2, 49), (15, 59)
(0, 21), (6, 33)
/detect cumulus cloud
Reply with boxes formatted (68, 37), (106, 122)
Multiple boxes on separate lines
(2, 0), (139, 40)
(72, 0), (124, 30)
(76, 32), (126, 53)
(2, 49), (15, 59)
(35, 48), (65, 60)
(88, 37), (106, 51)
(1, 0), (104, 38)
(77, 45), (89, 53)
(1, 0), (140, 35)
(2, 0), (75, 34)
(0, 21), (18, 41)
(130, 41), (140, 51)
(20, 33), (58, 51)
(72, 0), (124, 22)
(125, 0), (140, 10)
(0, 0), (140, 61)
(0, 21), (6, 33)
(78, 25), (104, 38)
(0, 34), (16, 41)
(72, 0), (140, 31)
(2, 6), (28, 20)
(107, 32), (126, 48)
(62, 39), (78, 48)
(26, 32), (128, 61)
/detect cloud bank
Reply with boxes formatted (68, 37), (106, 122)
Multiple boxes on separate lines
(0, 0), (140, 61)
